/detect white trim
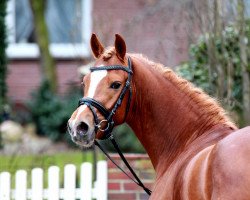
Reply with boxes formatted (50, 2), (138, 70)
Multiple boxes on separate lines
(6, 0), (92, 59)
(6, 0), (15, 43)
(7, 43), (90, 59)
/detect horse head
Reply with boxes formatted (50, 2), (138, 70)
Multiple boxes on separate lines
(68, 33), (133, 147)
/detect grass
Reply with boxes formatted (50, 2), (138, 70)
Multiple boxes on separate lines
(0, 150), (105, 188)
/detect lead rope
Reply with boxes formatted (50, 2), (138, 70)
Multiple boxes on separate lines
(95, 135), (152, 196)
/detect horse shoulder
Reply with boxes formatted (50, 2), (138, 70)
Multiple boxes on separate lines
(151, 145), (216, 200)
(211, 126), (250, 199)
(181, 145), (215, 200)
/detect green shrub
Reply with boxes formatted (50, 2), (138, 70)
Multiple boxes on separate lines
(100, 124), (145, 153)
(28, 80), (81, 142)
(176, 22), (250, 116)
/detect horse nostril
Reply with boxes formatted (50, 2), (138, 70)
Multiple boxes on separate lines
(72, 135), (77, 141)
(76, 121), (89, 136)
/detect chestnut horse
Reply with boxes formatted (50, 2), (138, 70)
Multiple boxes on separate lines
(68, 34), (250, 199)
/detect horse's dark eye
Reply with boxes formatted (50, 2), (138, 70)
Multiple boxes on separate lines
(81, 82), (85, 88)
(110, 81), (122, 89)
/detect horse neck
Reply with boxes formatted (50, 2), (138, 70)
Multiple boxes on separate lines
(126, 55), (235, 174)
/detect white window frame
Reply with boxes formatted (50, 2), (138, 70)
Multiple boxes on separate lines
(6, 0), (92, 59)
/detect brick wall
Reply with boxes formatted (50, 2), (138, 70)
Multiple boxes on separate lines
(7, 0), (197, 103)
(7, 59), (86, 103)
(107, 154), (155, 200)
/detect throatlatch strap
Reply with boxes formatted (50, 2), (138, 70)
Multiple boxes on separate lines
(95, 136), (152, 196)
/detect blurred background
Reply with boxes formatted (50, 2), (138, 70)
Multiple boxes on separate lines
(0, 0), (250, 188)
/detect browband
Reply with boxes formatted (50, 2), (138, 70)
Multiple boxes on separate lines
(90, 65), (133, 74)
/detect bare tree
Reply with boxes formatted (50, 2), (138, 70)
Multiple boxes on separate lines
(238, 0), (250, 124)
(0, 0), (8, 117)
(180, 0), (250, 125)
(29, 0), (57, 93)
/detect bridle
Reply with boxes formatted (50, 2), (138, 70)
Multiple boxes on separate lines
(78, 57), (133, 139)
(77, 57), (152, 196)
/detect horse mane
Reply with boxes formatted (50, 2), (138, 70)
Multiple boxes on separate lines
(131, 53), (237, 130)
(100, 49), (237, 130)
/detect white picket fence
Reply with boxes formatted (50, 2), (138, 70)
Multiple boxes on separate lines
(0, 161), (107, 200)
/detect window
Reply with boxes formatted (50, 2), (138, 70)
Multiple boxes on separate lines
(6, 0), (92, 59)
(224, 0), (250, 21)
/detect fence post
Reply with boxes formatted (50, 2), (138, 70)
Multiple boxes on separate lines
(48, 166), (60, 200)
(15, 170), (27, 200)
(94, 161), (108, 200)
(0, 172), (11, 200)
(80, 162), (92, 200)
(31, 168), (43, 200)
(64, 164), (76, 200)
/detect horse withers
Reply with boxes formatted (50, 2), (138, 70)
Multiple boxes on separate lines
(68, 33), (250, 200)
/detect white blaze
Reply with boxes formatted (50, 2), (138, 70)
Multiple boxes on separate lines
(87, 70), (107, 98)
(71, 70), (107, 128)
(71, 105), (87, 134)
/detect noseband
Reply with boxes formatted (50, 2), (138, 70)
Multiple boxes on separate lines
(78, 57), (133, 139)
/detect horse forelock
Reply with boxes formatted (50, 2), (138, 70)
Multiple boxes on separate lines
(100, 47), (116, 61)
(131, 54), (237, 130)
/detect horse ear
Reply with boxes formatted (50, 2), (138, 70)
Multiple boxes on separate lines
(115, 34), (126, 61)
(90, 33), (104, 58)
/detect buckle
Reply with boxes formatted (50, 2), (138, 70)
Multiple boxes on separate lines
(97, 119), (110, 132)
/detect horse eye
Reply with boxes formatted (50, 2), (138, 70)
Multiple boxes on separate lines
(81, 82), (85, 87)
(110, 81), (122, 89)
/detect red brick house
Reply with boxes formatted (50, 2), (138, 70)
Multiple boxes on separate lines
(6, 0), (191, 103)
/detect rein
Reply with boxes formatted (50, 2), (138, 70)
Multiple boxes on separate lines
(78, 57), (152, 196)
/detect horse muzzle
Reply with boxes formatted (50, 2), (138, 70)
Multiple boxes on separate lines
(68, 108), (96, 148)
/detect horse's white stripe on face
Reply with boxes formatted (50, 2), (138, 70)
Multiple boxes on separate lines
(71, 70), (107, 129)
(87, 70), (107, 98)
(71, 105), (87, 128)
